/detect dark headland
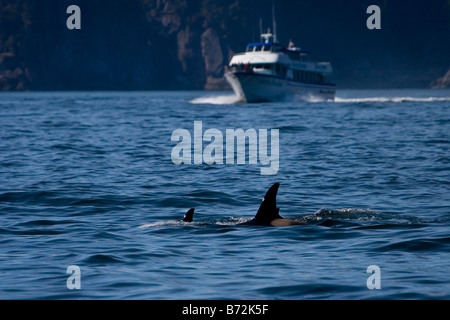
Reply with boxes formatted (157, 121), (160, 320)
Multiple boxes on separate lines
(1, 0), (449, 91)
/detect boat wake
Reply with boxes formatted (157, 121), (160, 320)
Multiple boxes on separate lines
(189, 94), (450, 105)
(190, 94), (243, 105)
(334, 96), (450, 103)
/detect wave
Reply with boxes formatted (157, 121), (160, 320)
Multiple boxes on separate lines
(139, 208), (421, 229)
(190, 93), (327, 104)
(313, 208), (384, 220)
(190, 94), (243, 105)
(139, 220), (189, 228)
(138, 217), (249, 229)
(334, 96), (450, 103)
(373, 236), (450, 252)
(305, 208), (423, 226)
(83, 254), (124, 264)
(189, 93), (450, 105)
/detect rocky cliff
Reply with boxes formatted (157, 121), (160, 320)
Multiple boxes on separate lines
(430, 69), (450, 88)
(1, 0), (449, 91)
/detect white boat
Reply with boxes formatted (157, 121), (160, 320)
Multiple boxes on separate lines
(225, 31), (336, 102)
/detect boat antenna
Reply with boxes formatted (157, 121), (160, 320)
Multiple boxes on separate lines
(272, 0), (277, 43)
(259, 18), (263, 37)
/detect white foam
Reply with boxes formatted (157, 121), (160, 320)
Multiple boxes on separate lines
(138, 220), (185, 228)
(138, 216), (249, 228)
(215, 217), (250, 226)
(335, 96), (450, 103)
(190, 94), (243, 105)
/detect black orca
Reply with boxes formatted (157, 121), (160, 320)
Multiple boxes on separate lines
(181, 184), (304, 227)
(183, 208), (195, 222)
(241, 183), (304, 226)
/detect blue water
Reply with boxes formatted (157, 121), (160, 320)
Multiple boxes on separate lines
(0, 89), (449, 299)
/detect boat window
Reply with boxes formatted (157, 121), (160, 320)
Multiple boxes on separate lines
(274, 64), (287, 77)
(298, 71), (313, 83)
(302, 72), (321, 83)
(263, 45), (272, 52)
(255, 46), (262, 52)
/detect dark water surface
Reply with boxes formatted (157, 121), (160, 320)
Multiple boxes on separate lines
(0, 90), (449, 299)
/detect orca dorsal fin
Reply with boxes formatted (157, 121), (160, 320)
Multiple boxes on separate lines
(183, 208), (195, 222)
(253, 183), (283, 224)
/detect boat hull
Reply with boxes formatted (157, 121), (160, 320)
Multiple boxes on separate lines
(225, 72), (336, 102)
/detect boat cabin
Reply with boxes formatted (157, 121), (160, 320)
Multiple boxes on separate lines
(227, 32), (332, 85)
